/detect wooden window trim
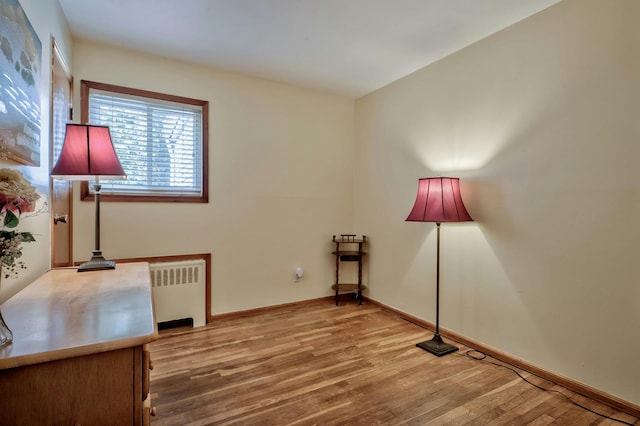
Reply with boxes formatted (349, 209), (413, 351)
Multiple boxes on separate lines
(80, 80), (209, 203)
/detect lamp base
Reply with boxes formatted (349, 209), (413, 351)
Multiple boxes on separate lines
(78, 251), (116, 272)
(416, 334), (459, 357)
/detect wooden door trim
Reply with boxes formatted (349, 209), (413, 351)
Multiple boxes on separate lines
(49, 36), (74, 268)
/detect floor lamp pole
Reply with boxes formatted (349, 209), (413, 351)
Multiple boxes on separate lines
(416, 222), (459, 356)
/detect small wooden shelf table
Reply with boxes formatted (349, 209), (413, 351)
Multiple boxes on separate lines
(331, 234), (367, 305)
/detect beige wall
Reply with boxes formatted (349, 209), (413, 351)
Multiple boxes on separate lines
(355, 0), (639, 405)
(72, 40), (355, 314)
(0, 0), (73, 302)
(7, 0), (638, 409)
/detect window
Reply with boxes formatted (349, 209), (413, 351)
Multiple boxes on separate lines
(80, 80), (208, 202)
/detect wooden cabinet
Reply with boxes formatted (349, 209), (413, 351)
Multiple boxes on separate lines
(0, 262), (158, 425)
(331, 234), (367, 305)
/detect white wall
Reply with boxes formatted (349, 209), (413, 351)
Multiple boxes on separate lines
(354, 0), (640, 405)
(72, 40), (355, 314)
(0, 0), (73, 302)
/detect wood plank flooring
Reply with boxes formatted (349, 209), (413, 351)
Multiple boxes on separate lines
(149, 300), (638, 425)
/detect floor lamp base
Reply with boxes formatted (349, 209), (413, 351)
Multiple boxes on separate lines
(416, 334), (459, 357)
(78, 251), (116, 272)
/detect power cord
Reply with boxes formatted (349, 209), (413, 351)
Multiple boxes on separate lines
(458, 349), (637, 425)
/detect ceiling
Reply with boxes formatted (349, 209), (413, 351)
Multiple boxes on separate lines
(58, 0), (560, 99)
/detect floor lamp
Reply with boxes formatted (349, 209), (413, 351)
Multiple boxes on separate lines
(51, 124), (126, 272)
(406, 177), (473, 356)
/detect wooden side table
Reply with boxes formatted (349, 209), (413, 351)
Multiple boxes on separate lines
(331, 234), (367, 305)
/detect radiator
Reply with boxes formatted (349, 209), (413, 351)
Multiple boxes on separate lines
(149, 259), (206, 328)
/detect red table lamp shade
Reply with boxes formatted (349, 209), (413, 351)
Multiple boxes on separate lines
(51, 124), (126, 180)
(406, 177), (473, 223)
(50, 124), (125, 272)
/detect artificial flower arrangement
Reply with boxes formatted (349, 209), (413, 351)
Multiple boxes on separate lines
(0, 168), (41, 279)
(0, 168), (42, 345)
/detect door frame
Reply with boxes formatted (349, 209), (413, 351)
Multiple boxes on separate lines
(49, 37), (74, 267)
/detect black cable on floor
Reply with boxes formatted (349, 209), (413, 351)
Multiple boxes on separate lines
(458, 349), (637, 425)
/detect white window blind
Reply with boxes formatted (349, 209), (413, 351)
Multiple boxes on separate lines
(87, 89), (203, 197)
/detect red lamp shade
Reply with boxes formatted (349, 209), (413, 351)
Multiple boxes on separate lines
(51, 124), (126, 180)
(406, 177), (473, 223)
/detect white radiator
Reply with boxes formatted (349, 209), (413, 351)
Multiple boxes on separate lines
(149, 259), (206, 328)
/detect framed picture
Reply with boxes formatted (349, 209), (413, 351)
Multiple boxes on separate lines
(0, 0), (42, 166)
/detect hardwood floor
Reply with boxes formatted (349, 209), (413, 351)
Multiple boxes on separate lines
(149, 300), (638, 425)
